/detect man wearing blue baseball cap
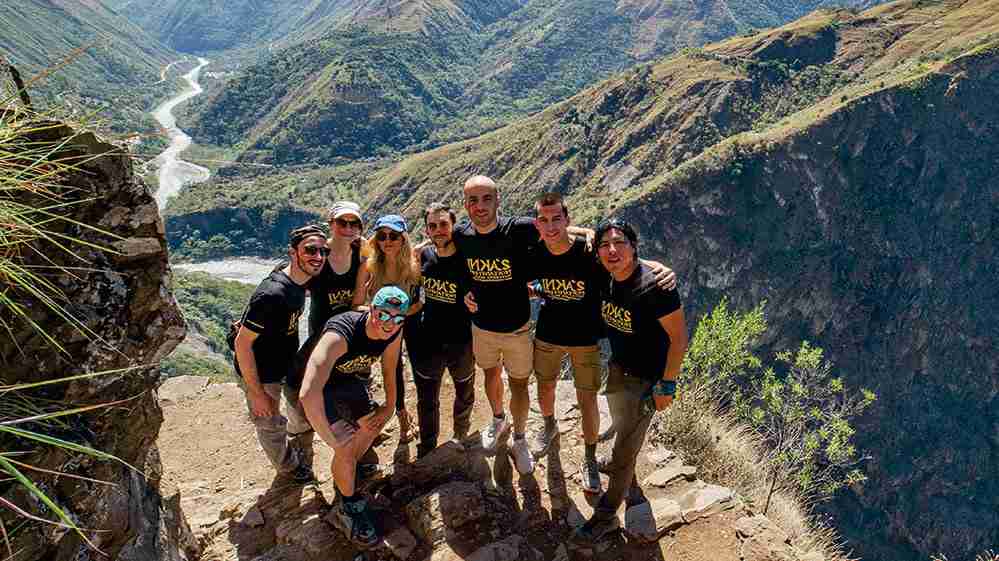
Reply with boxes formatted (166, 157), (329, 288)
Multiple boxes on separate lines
(299, 285), (409, 548)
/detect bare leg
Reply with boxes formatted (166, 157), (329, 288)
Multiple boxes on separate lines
(539, 381), (556, 418)
(509, 378), (531, 435)
(332, 425), (381, 497)
(484, 365), (504, 416)
(577, 389), (599, 445)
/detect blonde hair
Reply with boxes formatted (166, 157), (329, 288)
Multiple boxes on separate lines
(365, 232), (420, 301)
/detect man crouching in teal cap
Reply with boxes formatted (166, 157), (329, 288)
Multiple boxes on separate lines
(299, 285), (409, 548)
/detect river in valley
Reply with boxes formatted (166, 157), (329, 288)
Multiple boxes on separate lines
(153, 58), (277, 285)
(152, 57), (211, 209)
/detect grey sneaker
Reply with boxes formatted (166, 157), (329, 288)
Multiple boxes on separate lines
(531, 423), (560, 458)
(481, 416), (510, 454)
(332, 497), (380, 548)
(572, 511), (621, 543)
(581, 457), (602, 494)
(509, 436), (535, 475)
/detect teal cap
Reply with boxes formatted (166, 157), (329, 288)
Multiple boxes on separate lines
(371, 285), (410, 314)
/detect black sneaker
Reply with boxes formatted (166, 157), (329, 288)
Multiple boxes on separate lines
(356, 462), (383, 481)
(572, 512), (621, 543)
(292, 464), (316, 485)
(333, 497), (380, 548)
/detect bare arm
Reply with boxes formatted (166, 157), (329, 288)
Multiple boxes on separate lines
(359, 335), (402, 430)
(234, 326), (277, 417)
(351, 261), (370, 310)
(641, 259), (678, 291)
(655, 308), (689, 410)
(299, 331), (348, 449)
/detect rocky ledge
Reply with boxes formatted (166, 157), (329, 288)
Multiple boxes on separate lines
(161, 376), (825, 561)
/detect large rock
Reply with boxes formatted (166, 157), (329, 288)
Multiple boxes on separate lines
(406, 481), (489, 545)
(676, 482), (736, 523)
(0, 125), (191, 560)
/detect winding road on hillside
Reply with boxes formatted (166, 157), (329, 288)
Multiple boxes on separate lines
(152, 57), (211, 209)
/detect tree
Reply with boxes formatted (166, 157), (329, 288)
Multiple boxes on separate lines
(733, 342), (877, 514)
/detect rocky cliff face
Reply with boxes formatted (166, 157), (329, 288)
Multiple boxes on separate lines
(361, 2), (999, 559)
(0, 125), (195, 560)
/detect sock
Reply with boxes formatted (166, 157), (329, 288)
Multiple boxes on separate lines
(341, 493), (363, 509)
(544, 415), (557, 432)
(514, 432), (526, 441)
(494, 412), (505, 421)
(585, 443), (597, 461)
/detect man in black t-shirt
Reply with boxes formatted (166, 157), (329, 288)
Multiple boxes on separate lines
(532, 193), (678, 495)
(234, 225), (327, 484)
(299, 286), (408, 548)
(407, 203), (475, 458)
(454, 175), (542, 475)
(573, 219), (688, 544)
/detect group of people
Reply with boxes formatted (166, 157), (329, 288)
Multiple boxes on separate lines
(231, 175), (688, 548)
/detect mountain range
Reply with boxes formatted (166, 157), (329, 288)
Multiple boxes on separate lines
(0, 0), (178, 133)
(165, 2), (999, 559)
(133, 0), (885, 165)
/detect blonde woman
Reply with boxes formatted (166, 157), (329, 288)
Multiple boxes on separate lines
(352, 214), (422, 443)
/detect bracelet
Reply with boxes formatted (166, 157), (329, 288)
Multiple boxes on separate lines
(653, 379), (676, 397)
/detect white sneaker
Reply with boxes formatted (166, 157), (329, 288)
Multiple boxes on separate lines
(481, 416), (510, 454)
(509, 437), (535, 475)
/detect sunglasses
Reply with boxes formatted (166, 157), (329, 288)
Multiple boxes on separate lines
(301, 245), (330, 256)
(375, 230), (402, 242)
(334, 217), (362, 229)
(375, 309), (406, 325)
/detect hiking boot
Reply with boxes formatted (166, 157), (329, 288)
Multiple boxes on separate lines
(509, 436), (535, 475)
(356, 462), (383, 481)
(531, 423), (560, 458)
(291, 463), (316, 485)
(333, 497), (380, 548)
(572, 511), (621, 543)
(481, 416), (510, 454)
(581, 457), (602, 494)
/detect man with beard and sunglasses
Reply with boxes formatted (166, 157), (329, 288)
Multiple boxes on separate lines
(233, 225), (327, 484)
(406, 203), (475, 458)
(299, 286), (408, 548)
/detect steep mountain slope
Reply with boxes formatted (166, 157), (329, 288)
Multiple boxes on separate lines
(354, 2), (998, 559)
(187, 0), (524, 164)
(112, 0), (355, 53)
(0, 0), (178, 132)
(183, 0), (884, 165)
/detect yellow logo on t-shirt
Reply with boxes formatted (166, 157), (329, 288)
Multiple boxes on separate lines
(540, 278), (585, 302)
(287, 310), (302, 335)
(336, 355), (376, 374)
(602, 301), (632, 334)
(423, 276), (458, 304)
(467, 258), (512, 282)
(328, 288), (353, 307)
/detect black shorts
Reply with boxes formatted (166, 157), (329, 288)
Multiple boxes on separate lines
(323, 375), (377, 425)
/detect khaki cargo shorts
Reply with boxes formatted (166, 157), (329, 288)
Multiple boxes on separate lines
(471, 321), (534, 380)
(534, 338), (603, 392)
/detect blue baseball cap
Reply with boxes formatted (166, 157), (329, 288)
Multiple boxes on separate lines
(371, 285), (410, 314)
(373, 214), (408, 233)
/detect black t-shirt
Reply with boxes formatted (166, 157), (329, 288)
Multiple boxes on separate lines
(410, 246), (472, 350)
(534, 237), (606, 346)
(602, 263), (682, 381)
(307, 246), (360, 337)
(453, 216), (540, 332)
(322, 311), (400, 423)
(237, 269), (306, 384)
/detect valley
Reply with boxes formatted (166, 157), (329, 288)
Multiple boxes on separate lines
(2, 1), (995, 560)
